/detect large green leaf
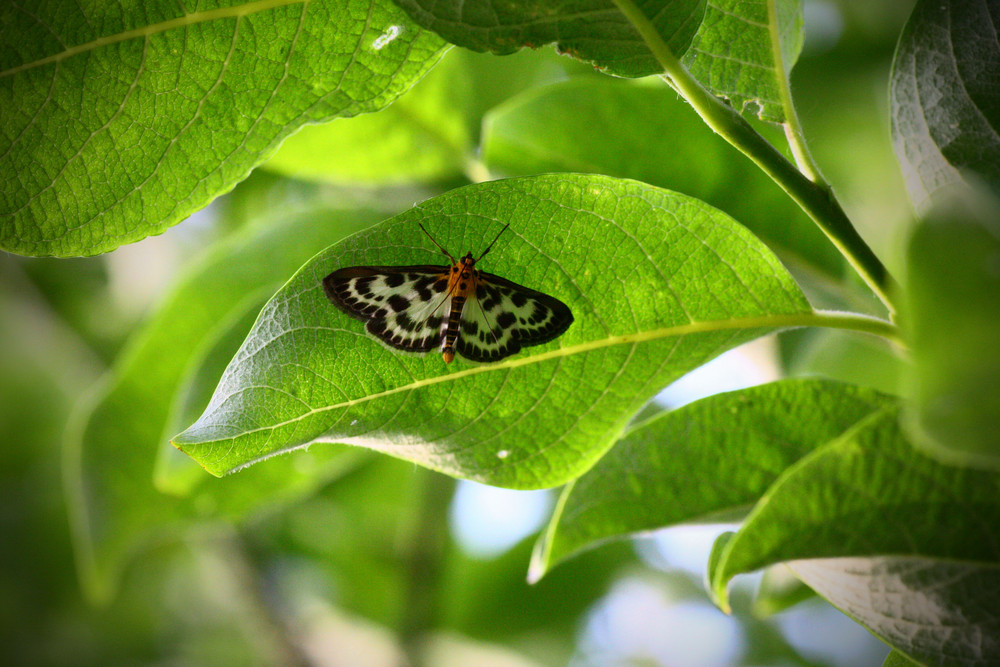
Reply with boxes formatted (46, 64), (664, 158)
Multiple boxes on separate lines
(0, 0), (445, 257)
(65, 206), (376, 602)
(389, 0), (706, 77)
(174, 173), (815, 488)
(903, 193), (1000, 468)
(530, 379), (892, 579)
(890, 0), (1000, 212)
(681, 0), (803, 122)
(792, 557), (1000, 667)
(481, 78), (842, 278)
(709, 407), (1000, 609)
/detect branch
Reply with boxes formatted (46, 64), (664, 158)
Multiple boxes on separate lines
(612, 0), (898, 313)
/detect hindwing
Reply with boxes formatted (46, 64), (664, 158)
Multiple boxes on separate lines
(454, 272), (574, 363)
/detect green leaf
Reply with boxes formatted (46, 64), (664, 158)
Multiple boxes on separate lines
(709, 406), (1000, 609)
(751, 565), (816, 618)
(389, 0), (706, 77)
(530, 379), (892, 579)
(883, 650), (921, 667)
(890, 0), (1000, 212)
(481, 77), (843, 277)
(0, 0), (445, 257)
(65, 206), (376, 602)
(681, 0), (803, 122)
(791, 558), (1000, 666)
(263, 47), (475, 185)
(903, 193), (1000, 468)
(174, 173), (814, 488)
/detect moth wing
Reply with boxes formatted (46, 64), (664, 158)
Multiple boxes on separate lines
(454, 272), (574, 363)
(323, 265), (452, 353)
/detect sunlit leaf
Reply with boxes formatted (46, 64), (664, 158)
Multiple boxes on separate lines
(682, 0), (803, 122)
(389, 0), (706, 77)
(174, 174), (813, 489)
(0, 0), (445, 257)
(531, 379), (890, 578)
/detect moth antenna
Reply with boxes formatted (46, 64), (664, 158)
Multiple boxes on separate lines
(418, 223), (455, 263)
(476, 223), (510, 262)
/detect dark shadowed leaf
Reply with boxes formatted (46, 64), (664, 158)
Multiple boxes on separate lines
(890, 0), (1000, 212)
(389, 0), (706, 77)
(174, 174), (814, 489)
(709, 407), (1000, 613)
(792, 558), (1000, 667)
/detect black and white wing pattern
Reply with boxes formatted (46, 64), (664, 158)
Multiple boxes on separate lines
(454, 272), (574, 363)
(323, 266), (451, 353)
(323, 262), (574, 363)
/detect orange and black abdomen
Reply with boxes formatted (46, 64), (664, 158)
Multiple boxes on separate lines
(441, 295), (465, 363)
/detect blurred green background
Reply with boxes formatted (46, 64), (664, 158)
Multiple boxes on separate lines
(1, 1), (913, 664)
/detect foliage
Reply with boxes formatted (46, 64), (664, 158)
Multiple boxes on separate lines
(2, 0), (998, 665)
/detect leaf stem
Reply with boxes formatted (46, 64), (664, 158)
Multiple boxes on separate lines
(611, 0), (898, 313)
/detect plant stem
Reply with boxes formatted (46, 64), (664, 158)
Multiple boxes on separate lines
(612, 0), (898, 314)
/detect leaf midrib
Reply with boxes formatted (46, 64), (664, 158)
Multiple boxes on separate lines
(173, 310), (898, 447)
(1, 0), (312, 78)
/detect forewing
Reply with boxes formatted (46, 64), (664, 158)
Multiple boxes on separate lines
(323, 266), (452, 353)
(454, 272), (574, 363)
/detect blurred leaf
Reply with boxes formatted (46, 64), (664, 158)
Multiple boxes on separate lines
(709, 407), (1000, 610)
(532, 379), (890, 578)
(788, 330), (904, 397)
(264, 47), (475, 185)
(904, 193), (1000, 468)
(0, 271), (99, 663)
(681, 0), (803, 122)
(481, 78), (843, 278)
(66, 206), (377, 602)
(439, 537), (635, 659)
(174, 174), (811, 488)
(752, 565), (815, 618)
(792, 558), (1000, 667)
(261, 456), (425, 629)
(883, 649), (921, 666)
(390, 0), (706, 77)
(890, 0), (1000, 213)
(0, 0), (445, 257)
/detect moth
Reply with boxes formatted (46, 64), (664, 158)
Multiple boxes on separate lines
(323, 224), (573, 363)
